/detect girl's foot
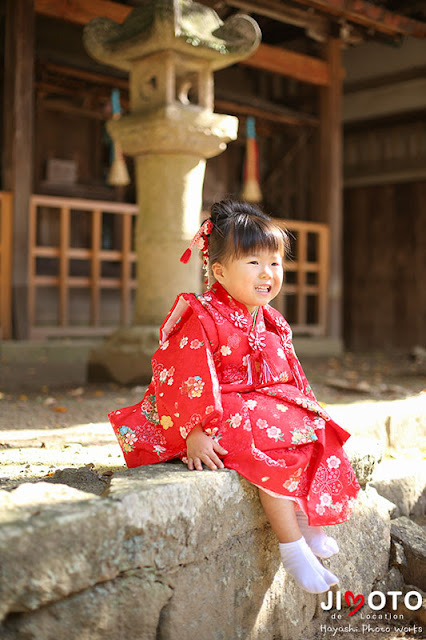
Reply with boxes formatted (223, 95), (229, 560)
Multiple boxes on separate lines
(296, 510), (339, 559)
(279, 537), (339, 594)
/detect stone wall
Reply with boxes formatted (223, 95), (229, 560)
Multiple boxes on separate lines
(0, 456), (396, 640)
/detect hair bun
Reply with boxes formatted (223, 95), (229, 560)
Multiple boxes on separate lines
(210, 200), (233, 225)
(211, 200), (264, 226)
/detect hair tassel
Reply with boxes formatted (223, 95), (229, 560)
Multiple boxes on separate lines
(180, 248), (192, 264)
(180, 219), (213, 265)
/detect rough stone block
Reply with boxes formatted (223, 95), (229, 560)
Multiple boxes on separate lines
(373, 566), (405, 595)
(0, 571), (173, 640)
(0, 465), (396, 639)
(395, 585), (426, 627)
(0, 483), (128, 620)
(327, 395), (426, 452)
(371, 459), (426, 517)
(320, 486), (394, 599)
(344, 437), (384, 488)
(42, 466), (110, 496)
(390, 517), (426, 591)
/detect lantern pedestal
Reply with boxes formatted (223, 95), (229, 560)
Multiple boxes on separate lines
(84, 0), (261, 382)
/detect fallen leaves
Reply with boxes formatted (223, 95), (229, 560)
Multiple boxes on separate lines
(69, 387), (84, 397)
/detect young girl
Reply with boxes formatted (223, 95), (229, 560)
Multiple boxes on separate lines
(109, 200), (360, 594)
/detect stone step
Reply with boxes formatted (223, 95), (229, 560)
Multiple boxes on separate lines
(0, 466), (394, 640)
(327, 394), (426, 452)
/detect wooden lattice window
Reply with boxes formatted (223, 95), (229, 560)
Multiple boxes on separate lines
(29, 195), (138, 338)
(274, 219), (329, 336)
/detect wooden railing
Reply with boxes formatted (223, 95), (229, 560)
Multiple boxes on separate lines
(0, 192), (13, 340)
(276, 219), (329, 336)
(29, 195), (138, 339)
(1, 196), (329, 339)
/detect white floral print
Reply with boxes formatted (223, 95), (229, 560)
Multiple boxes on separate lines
(276, 404), (288, 413)
(230, 311), (248, 329)
(248, 333), (266, 351)
(327, 455), (341, 469)
(320, 492), (332, 506)
(267, 426), (284, 442)
(228, 413), (243, 428)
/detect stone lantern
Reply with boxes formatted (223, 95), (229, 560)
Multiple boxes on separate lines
(84, 0), (261, 383)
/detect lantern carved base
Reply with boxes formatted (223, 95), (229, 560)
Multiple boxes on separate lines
(88, 326), (159, 385)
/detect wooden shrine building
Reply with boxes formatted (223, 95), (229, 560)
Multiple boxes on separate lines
(1, 0), (425, 352)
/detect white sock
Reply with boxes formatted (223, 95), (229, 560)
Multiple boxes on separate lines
(279, 537), (339, 594)
(296, 510), (340, 559)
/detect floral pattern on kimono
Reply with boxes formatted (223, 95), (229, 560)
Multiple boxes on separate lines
(109, 282), (360, 526)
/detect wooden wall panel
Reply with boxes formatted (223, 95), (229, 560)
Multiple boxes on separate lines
(344, 180), (426, 351)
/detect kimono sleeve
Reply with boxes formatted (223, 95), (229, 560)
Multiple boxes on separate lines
(152, 308), (223, 450)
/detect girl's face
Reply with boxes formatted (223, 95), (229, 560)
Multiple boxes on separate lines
(212, 249), (283, 313)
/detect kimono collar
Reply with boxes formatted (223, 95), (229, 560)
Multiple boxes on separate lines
(199, 284), (313, 394)
(209, 282), (249, 314)
(203, 282), (266, 336)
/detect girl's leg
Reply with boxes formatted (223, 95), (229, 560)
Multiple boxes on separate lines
(258, 489), (339, 594)
(258, 489), (300, 542)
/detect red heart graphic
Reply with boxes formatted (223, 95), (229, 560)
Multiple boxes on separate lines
(345, 591), (365, 616)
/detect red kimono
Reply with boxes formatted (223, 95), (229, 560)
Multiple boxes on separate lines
(109, 283), (360, 526)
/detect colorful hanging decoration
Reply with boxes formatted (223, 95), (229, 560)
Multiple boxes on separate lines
(108, 89), (130, 187)
(241, 116), (262, 203)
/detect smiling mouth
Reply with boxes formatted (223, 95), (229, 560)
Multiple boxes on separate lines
(255, 285), (271, 293)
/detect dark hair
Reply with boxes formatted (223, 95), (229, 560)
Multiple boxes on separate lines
(208, 200), (289, 273)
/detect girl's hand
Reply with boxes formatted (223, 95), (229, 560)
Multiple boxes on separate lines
(186, 425), (228, 471)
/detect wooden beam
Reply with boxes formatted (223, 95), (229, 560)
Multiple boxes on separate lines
(292, 0), (426, 38)
(42, 44), (331, 93)
(240, 42), (332, 87)
(34, 0), (426, 40)
(343, 77), (426, 124)
(34, 0), (333, 87)
(9, 0), (35, 339)
(34, 0), (333, 88)
(215, 98), (318, 127)
(40, 62), (129, 89)
(225, 0), (328, 33)
(34, 0), (131, 25)
(37, 95), (107, 120)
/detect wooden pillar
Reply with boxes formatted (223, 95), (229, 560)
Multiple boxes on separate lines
(5, 0), (35, 338)
(318, 37), (343, 341)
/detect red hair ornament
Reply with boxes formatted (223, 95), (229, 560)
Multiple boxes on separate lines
(180, 219), (213, 265)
